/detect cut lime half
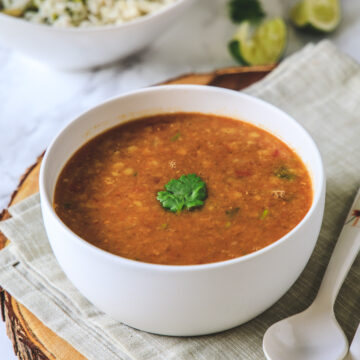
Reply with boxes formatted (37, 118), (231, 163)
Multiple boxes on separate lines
(291, 0), (340, 33)
(229, 18), (287, 66)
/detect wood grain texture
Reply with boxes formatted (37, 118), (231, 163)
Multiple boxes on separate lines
(0, 65), (273, 360)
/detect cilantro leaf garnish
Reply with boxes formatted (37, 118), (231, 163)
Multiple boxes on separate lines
(260, 208), (269, 220)
(274, 166), (296, 180)
(157, 174), (207, 213)
(225, 207), (240, 218)
(228, 0), (265, 24)
(170, 132), (181, 142)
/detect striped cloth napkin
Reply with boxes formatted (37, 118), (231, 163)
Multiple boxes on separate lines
(0, 40), (359, 359)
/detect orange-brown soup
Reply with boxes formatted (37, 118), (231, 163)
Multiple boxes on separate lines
(54, 113), (312, 265)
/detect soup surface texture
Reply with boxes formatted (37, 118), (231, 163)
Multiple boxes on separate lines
(54, 113), (312, 265)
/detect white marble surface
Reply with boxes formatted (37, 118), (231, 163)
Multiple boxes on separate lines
(0, 321), (16, 360)
(1, 0), (360, 357)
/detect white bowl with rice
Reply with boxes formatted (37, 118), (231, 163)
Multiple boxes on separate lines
(0, 0), (194, 70)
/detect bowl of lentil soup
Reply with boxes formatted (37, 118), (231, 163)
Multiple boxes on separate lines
(40, 85), (325, 336)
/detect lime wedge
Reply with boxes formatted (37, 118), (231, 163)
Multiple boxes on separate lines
(291, 0), (340, 33)
(228, 18), (287, 66)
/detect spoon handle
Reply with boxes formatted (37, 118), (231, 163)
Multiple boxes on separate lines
(316, 188), (360, 307)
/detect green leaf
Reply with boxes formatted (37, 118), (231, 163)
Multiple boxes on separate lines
(260, 208), (269, 220)
(170, 132), (181, 142)
(228, 0), (265, 24)
(225, 207), (240, 218)
(157, 174), (207, 213)
(274, 165), (296, 180)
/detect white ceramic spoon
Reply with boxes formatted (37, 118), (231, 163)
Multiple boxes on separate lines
(263, 188), (360, 360)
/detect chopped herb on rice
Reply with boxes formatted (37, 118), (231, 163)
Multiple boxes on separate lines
(0, 0), (177, 27)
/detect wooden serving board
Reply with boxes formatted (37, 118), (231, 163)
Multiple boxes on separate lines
(0, 64), (274, 360)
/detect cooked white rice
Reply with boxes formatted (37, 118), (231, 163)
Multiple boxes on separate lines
(0, 0), (177, 27)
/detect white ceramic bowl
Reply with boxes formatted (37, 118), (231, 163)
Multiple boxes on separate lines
(40, 85), (325, 336)
(0, 0), (194, 70)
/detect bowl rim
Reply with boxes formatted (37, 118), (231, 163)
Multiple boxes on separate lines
(39, 84), (325, 272)
(0, 0), (192, 33)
